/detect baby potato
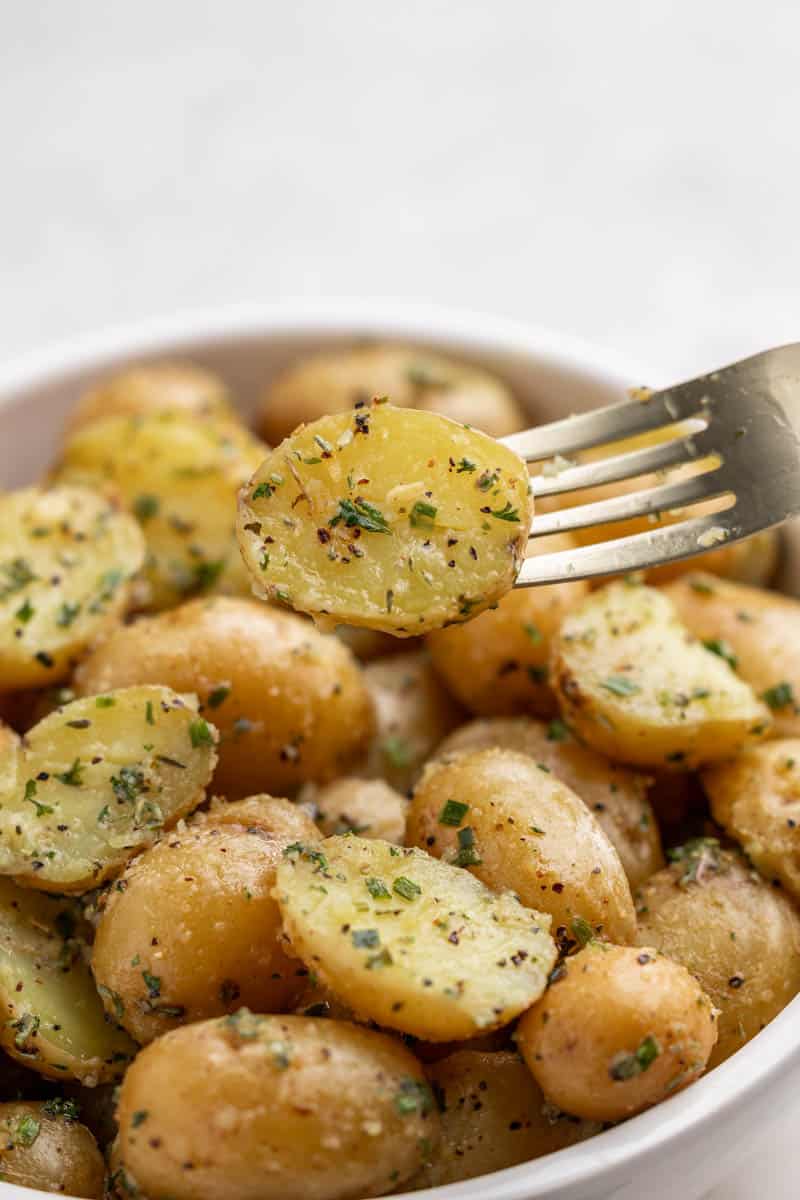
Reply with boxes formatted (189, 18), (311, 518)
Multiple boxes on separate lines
(73, 597), (374, 799)
(636, 843), (800, 1065)
(115, 1013), (439, 1200)
(665, 573), (800, 737)
(410, 1051), (600, 1188)
(275, 835), (557, 1041)
(360, 650), (463, 795)
(0, 878), (136, 1083)
(309, 777), (407, 843)
(192, 794), (319, 842)
(53, 411), (265, 611)
(66, 361), (234, 434)
(518, 943), (716, 1122)
(256, 343), (525, 445)
(237, 402), (533, 635)
(408, 748), (636, 944)
(427, 540), (588, 717)
(335, 624), (418, 662)
(92, 823), (309, 1044)
(0, 686), (216, 892)
(552, 580), (770, 769)
(0, 1100), (105, 1198)
(0, 486), (145, 691)
(433, 717), (661, 888)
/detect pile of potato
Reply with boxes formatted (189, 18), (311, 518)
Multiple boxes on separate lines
(0, 346), (797, 1200)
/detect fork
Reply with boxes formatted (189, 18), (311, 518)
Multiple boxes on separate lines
(501, 343), (800, 586)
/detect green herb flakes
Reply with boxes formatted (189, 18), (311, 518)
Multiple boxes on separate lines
(189, 718), (214, 748)
(454, 826), (481, 867)
(394, 1077), (435, 1116)
(393, 876), (421, 902)
(702, 638), (738, 670)
(600, 676), (640, 697)
(762, 681), (796, 710)
(366, 877), (391, 900)
(609, 1035), (661, 1080)
(352, 928), (381, 949)
(410, 500), (437, 528)
(329, 498), (390, 534)
(439, 799), (469, 827)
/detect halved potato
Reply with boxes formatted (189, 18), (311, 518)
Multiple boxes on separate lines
(0, 1100), (105, 1197)
(0, 878), (136, 1083)
(0, 686), (217, 891)
(274, 835), (557, 1040)
(0, 486), (145, 690)
(66, 361), (234, 434)
(237, 403), (532, 635)
(552, 580), (769, 769)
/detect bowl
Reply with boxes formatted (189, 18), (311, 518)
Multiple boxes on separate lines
(0, 302), (795, 1200)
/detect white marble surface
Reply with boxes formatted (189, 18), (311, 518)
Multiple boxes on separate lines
(1, 2), (799, 1195)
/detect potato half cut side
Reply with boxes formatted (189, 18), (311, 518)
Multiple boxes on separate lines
(274, 835), (557, 1040)
(0, 686), (217, 891)
(237, 403), (533, 635)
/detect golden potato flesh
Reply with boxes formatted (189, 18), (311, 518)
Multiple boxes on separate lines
(0, 1100), (105, 1198)
(0, 686), (216, 892)
(275, 835), (557, 1041)
(408, 748), (636, 945)
(309, 777), (407, 843)
(115, 1013), (440, 1200)
(66, 361), (234, 434)
(636, 844), (800, 1066)
(0, 486), (145, 691)
(552, 580), (769, 769)
(237, 403), (533, 635)
(665, 573), (800, 737)
(73, 598), (374, 799)
(517, 943), (717, 1123)
(433, 717), (662, 888)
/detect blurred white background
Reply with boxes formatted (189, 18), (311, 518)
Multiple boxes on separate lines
(1, 2), (799, 1195)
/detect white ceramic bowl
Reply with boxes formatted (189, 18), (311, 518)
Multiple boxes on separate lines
(0, 303), (796, 1200)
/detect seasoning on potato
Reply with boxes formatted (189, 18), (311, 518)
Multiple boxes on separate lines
(237, 402), (533, 635)
(0, 1100), (105, 1198)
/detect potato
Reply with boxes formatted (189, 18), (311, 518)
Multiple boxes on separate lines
(636, 843), (800, 1066)
(360, 651), (463, 795)
(237, 403), (533, 635)
(275, 835), (557, 1041)
(410, 1051), (600, 1188)
(665, 573), (800, 737)
(433, 717), (662, 888)
(114, 1013), (440, 1200)
(0, 722), (19, 795)
(335, 624), (418, 662)
(256, 343), (525, 445)
(66, 361), (234, 433)
(53, 412), (265, 611)
(0, 685), (217, 892)
(427, 540), (587, 717)
(408, 748), (636, 945)
(0, 878), (136, 1083)
(308, 777), (407, 843)
(552, 580), (770, 769)
(0, 486), (145, 691)
(92, 823), (309, 1044)
(192, 794), (319, 842)
(0, 1100), (105, 1197)
(517, 943), (716, 1122)
(73, 598), (374, 799)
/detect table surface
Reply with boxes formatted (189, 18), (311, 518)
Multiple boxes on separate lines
(2, 4), (799, 1194)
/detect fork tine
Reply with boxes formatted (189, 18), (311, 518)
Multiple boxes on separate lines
(531, 425), (712, 498)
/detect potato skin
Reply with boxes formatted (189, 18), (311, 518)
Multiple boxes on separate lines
(310, 777), (407, 843)
(636, 845), (800, 1066)
(408, 748), (637, 945)
(115, 1014), (439, 1200)
(192, 794), (319, 842)
(434, 717), (662, 888)
(66, 361), (234, 434)
(74, 597), (374, 798)
(0, 1100), (105, 1197)
(517, 944), (717, 1122)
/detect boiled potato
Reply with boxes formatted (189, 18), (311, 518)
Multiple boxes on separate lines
(0, 878), (136, 1083)
(427, 539), (588, 717)
(517, 943), (716, 1122)
(53, 411), (265, 610)
(410, 1050), (599, 1189)
(308, 777), (407, 843)
(0, 486), (145, 691)
(275, 835), (557, 1040)
(665, 573), (800, 737)
(73, 598), (374, 799)
(256, 343), (525, 445)
(0, 686), (216, 892)
(0, 1100), (104, 1197)
(66, 361), (234, 434)
(433, 717), (662, 888)
(408, 748), (636, 944)
(0, 722), (18, 794)
(360, 650), (463, 795)
(335, 625), (418, 662)
(191, 794), (319, 842)
(114, 1013), (440, 1200)
(552, 580), (770, 769)
(237, 403), (533, 635)
(636, 843), (800, 1066)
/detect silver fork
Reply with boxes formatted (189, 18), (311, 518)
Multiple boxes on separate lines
(502, 343), (800, 586)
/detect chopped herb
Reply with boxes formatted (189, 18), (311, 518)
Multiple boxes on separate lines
(393, 876), (422, 902)
(394, 1077), (435, 1116)
(365, 948), (393, 969)
(522, 621), (542, 644)
(14, 598), (34, 624)
(762, 681), (795, 710)
(477, 471), (499, 492)
(689, 578), (715, 595)
(142, 970), (161, 999)
(283, 842), (329, 872)
(0, 557), (36, 600)
(23, 779), (53, 818)
(571, 915), (594, 947)
(456, 458), (476, 473)
(15, 1114), (40, 1146)
(55, 758), (84, 787)
(366, 877), (391, 900)
(133, 494), (160, 522)
(95, 696), (115, 708)
(252, 481), (277, 500)
(601, 676), (640, 697)
(410, 500), (437, 528)
(352, 929), (380, 949)
(610, 1035), (661, 1080)
(667, 837), (721, 886)
(439, 799), (469, 826)
(42, 1097), (80, 1121)
(111, 765), (146, 806)
(208, 685), (231, 708)
(97, 985), (125, 1020)
(192, 559), (225, 590)
(189, 718), (214, 748)
(131, 1110), (149, 1128)
(329, 497), (391, 534)
(145, 701), (155, 725)
(454, 826), (481, 867)
(56, 601), (81, 627)
(382, 736), (412, 770)
(547, 719), (569, 742)
(12, 1013), (40, 1052)
(702, 638), (738, 670)
(489, 501), (520, 522)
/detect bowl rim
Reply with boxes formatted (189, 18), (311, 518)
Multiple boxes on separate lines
(1, 301), (797, 1200)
